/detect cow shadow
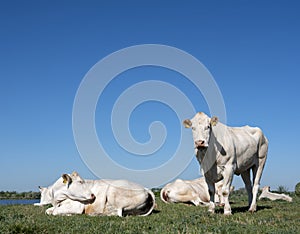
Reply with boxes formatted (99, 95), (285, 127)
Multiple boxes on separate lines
(215, 205), (272, 214)
(233, 205), (272, 214)
(152, 209), (161, 214)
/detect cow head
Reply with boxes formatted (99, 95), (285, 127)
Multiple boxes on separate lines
(52, 171), (95, 204)
(183, 112), (218, 155)
(38, 186), (52, 205)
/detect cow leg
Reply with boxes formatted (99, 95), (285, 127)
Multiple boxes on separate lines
(47, 201), (85, 216)
(241, 169), (253, 208)
(117, 208), (123, 217)
(249, 143), (268, 212)
(249, 164), (263, 212)
(45, 206), (54, 215)
(221, 166), (234, 215)
(247, 166), (258, 212)
(205, 179), (215, 213)
(46, 205), (65, 216)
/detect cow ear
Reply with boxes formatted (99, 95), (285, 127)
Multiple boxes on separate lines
(183, 119), (192, 128)
(62, 174), (72, 187)
(71, 171), (79, 177)
(210, 116), (218, 126)
(38, 186), (45, 192)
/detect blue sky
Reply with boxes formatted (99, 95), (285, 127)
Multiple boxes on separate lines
(1, 1), (300, 191)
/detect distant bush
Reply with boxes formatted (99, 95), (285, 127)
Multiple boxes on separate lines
(0, 191), (40, 199)
(295, 182), (300, 196)
(277, 185), (289, 193)
(233, 188), (247, 195)
(151, 188), (161, 197)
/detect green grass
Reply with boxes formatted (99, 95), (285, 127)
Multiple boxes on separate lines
(0, 193), (299, 234)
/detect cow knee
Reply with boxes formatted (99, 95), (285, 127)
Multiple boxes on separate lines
(222, 187), (229, 197)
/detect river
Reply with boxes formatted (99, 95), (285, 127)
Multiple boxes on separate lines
(0, 199), (40, 205)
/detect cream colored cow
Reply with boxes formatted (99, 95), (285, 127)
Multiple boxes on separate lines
(184, 112), (268, 214)
(160, 177), (233, 206)
(39, 172), (155, 217)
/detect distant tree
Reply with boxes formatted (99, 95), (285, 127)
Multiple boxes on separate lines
(295, 182), (300, 196)
(233, 188), (247, 196)
(277, 185), (289, 193)
(0, 191), (40, 199)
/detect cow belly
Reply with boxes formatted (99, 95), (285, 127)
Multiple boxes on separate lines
(235, 151), (258, 174)
(233, 136), (259, 174)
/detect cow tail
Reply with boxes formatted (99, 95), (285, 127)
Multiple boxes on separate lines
(160, 187), (169, 203)
(140, 189), (156, 216)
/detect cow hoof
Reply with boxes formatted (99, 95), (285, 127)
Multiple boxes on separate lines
(224, 211), (232, 215)
(249, 204), (257, 213)
(46, 208), (54, 215)
(208, 209), (215, 214)
(117, 209), (123, 217)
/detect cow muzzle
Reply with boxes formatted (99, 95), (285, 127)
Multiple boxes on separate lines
(195, 140), (208, 149)
(90, 193), (96, 202)
(83, 193), (96, 204)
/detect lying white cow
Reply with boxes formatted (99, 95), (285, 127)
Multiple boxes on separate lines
(35, 173), (95, 215)
(259, 186), (292, 202)
(184, 112), (268, 214)
(37, 172), (155, 217)
(34, 183), (86, 216)
(160, 177), (234, 206)
(33, 183), (84, 215)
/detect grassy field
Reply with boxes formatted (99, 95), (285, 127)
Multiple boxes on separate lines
(0, 192), (299, 234)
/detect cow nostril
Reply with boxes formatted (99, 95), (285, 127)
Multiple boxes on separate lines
(195, 140), (205, 145)
(91, 194), (95, 199)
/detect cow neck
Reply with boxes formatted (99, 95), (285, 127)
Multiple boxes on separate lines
(209, 122), (227, 153)
(198, 122), (227, 172)
(196, 147), (207, 163)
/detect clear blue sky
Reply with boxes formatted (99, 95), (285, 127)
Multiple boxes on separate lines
(1, 0), (299, 191)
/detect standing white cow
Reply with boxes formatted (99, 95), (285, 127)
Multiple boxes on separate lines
(183, 112), (268, 214)
(42, 172), (155, 217)
(160, 177), (234, 206)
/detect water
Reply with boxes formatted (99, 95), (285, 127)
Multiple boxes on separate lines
(0, 199), (40, 205)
